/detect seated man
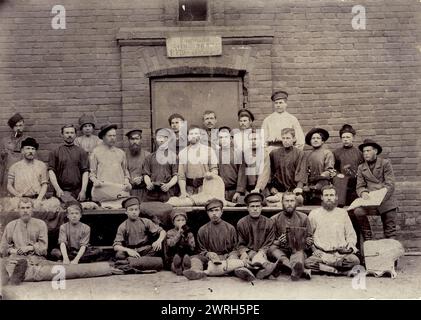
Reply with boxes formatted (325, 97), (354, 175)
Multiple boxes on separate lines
(0, 197), (49, 284)
(178, 125), (218, 197)
(142, 128), (178, 202)
(217, 126), (246, 202)
(268, 192), (313, 281)
(182, 198), (253, 281)
(48, 125), (89, 202)
(7, 137), (49, 208)
(237, 192), (277, 279)
(51, 201), (102, 264)
(305, 185), (360, 274)
(113, 196), (166, 260)
(304, 127), (335, 205)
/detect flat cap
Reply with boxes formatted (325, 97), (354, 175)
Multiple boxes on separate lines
(271, 90), (288, 102)
(205, 198), (224, 211)
(122, 196), (140, 209)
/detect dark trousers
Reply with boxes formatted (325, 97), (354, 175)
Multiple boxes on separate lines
(50, 247), (103, 263)
(115, 245), (159, 260)
(353, 207), (397, 240)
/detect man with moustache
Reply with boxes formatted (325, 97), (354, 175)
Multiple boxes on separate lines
(237, 192), (277, 279)
(125, 129), (150, 199)
(261, 91), (305, 150)
(90, 123), (131, 201)
(233, 109), (255, 157)
(182, 198), (254, 281)
(268, 192), (313, 281)
(168, 113), (187, 155)
(178, 125), (218, 197)
(48, 124), (89, 202)
(354, 139), (398, 241)
(333, 124), (364, 205)
(201, 110), (219, 149)
(7, 137), (49, 208)
(305, 185), (360, 274)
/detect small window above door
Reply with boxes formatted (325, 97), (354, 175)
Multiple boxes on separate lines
(178, 0), (208, 21)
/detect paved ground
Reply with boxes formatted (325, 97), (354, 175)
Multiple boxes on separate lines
(2, 256), (421, 300)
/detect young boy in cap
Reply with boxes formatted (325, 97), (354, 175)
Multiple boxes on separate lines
(217, 126), (246, 202)
(142, 128), (178, 202)
(182, 198), (254, 281)
(113, 196), (166, 260)
(333, 124), (364, 205)
(304, 127), (335, 205)
(74, 113), (102, 155)
(166, 209), (196, 275)
(354, 139), (398, 241)
(51, 201), (102, 264)
(261, 91), (305, 150)
(236, 192), (277, 279)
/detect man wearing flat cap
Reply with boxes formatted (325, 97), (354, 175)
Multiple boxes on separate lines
(1, 113), (27, 195)
(7, 137), (49, 208)
(113, 196), (166, 260)
(125, 128), (150, 200)
(89, 123), (131, 201)
(261, 91), (305, 150)
(354, 139), (398, 241)
(304, 127), (335, 205)
(74, 113), (102, 155)
(142, 128), (178, 202)
(49, 124), (89, 202)
(333, 124), (364, 205)
(182, 198), (254, 281)
(236, 192), (277, 280)
(233, 109), (255, 157)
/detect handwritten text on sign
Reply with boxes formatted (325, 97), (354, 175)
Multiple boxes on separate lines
(166, 36), (222, 58)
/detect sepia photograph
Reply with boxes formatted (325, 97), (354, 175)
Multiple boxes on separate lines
(0, 0), (420, 307)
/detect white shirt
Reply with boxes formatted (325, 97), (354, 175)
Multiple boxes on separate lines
(308, 207), (357, 252)
(261, 111), (305, 150)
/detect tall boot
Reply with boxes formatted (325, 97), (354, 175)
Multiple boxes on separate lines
(171, 254), (182, 276)
(256, 261), (277, 279)
(353, 208), (373, 241)
(183, 257), (206, 280)
(291, 262), (304, 281)
(9, 259), (28, 285)
(272, 257), (292, 278)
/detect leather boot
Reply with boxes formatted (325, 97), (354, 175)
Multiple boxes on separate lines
(272, 257), (292, 278)
(183, 257), (206, 280)
(256, 261), (277, 279)
(171, 254), (182, 275)
(234, 267), (256, 282)
(182, 255), (191, 271)
(9, 259), (28, 285)
(291, 262), (304, 281)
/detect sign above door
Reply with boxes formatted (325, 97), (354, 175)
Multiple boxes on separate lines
(166, 36), (222, 58)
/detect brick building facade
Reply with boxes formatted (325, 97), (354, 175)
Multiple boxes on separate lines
(0, 0), (420, 249)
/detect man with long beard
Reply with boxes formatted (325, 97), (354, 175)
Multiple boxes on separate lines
(268, 192), (313, 281)
(305, 185), (360, 275)
(124, 129), (150, 199)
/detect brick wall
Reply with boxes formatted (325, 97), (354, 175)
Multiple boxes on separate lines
(0, 0), (420, 249)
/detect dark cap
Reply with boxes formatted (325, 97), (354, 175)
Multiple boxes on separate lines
(21, 137), (39, 150)
(170, 209), (187, 222)
(305, 127), (330, 146)
(237, 109), (255, 122)
(125, 129), (143, 139)
(122, 196), (140, 209)
(271, 90), (288, 102)
(205, 198), (224, 211)
(8, 113), (24, 129)
(98, 122), (118, 139)
(358, 139), (382, 155)
(339, 124), (356, 137)
(244, 192), (264, 205)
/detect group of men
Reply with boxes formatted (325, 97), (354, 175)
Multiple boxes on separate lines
(0, 89), (399, 283)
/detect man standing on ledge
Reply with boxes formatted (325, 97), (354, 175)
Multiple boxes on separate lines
(261, 91), (305, 150)
(354, 139), (398, 241)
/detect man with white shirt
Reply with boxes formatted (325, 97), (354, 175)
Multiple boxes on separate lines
(305, 185), (360, 274)
(261, 91), (305, 150)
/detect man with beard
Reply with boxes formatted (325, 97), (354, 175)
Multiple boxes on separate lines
(354, 139), (398, 241)
(305, 185), (360, 274)
(236, 192), (277, 279)
(142, 128), (178, 202)
(178, 125), (218, 197)
(202, 110), (219, 150)
(0, 197), (49, 285)
(333, 124), (364, 205)
(217, 126), (246, 202)
(48, 125), (89, 202)
(1, 113), (27, 195)
(268, 192), (313, 281)
(125, 129), (150, 199)
(168, 113), (187, 155)
(7, 138), (48, 208)
(182, 198), (254, 281)
(90, 123), (131, 201)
